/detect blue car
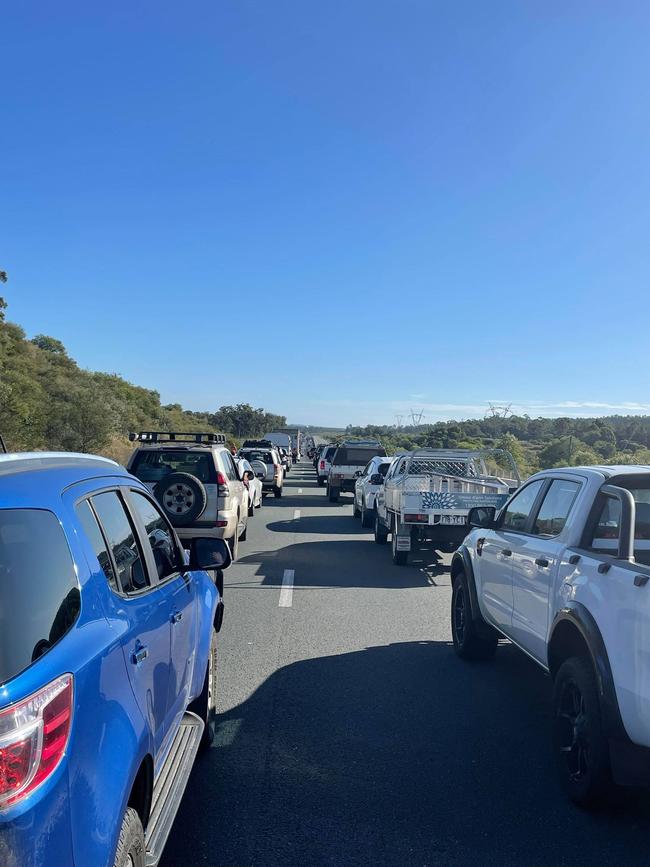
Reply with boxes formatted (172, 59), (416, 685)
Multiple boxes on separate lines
(0, 451), (230, 867)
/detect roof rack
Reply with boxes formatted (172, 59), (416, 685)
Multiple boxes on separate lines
(129, 431), (226, 445)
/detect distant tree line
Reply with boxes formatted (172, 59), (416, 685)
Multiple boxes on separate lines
(0, 298), (286, 463)
(345, 415), (650, 475)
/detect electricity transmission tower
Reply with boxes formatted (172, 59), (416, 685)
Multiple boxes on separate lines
(409, 408), (425, 426)
(394, 414), (404, 429)
(487, 403), (512, 419)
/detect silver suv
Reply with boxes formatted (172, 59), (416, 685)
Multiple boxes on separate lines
(127, 431), (249, 559)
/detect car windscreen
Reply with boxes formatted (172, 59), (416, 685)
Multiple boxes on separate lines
(130, 449), (216, 483)
(0, 509), (81, 685)
(333, 447), (387, 465)
(242, 450), (274, 464)
(324, 447), (337, 460)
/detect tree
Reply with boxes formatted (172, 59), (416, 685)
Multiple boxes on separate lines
(31, 334), (68, 355)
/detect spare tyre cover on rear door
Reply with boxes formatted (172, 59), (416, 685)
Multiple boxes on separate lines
(154, 472), (208, 526)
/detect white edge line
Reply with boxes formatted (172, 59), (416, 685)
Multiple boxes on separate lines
(279, 569), (294, 607)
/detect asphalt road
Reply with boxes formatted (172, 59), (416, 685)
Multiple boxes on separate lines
(162, 461), (650, 867)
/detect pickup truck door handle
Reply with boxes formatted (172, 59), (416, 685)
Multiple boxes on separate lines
(535, 557), (550, 568)
(131, 644), (148, 665)
(171, 610), (183, 624)
(501, 549), (512, 557)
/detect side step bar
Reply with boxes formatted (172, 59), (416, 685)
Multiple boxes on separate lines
(145, 712), (204, 867)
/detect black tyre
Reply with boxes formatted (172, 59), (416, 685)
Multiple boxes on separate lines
(553, 656), (613, 806)
(374, 509), (388, 545)
(451, 571), (498, 660)
(239, 515), (247, 542)
(273, 485), (282, 498)
(317, 477), (325, 487)
(154, 472), (208, 527)
(248, 501), (254, 517)
(361, 500), (373, 528)
(112, 807), (145, 867)
(189, 627), (218, 751)
(329, 487), (340, 503)
(391, 516), (409, 566)
(353, 498), (361, 518)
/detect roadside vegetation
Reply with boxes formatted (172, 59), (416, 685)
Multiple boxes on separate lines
(2, 284), (649, 474)
(344, 419), (650, 474)
(0, 297), (285, 462)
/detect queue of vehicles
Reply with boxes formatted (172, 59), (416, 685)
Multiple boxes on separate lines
(0, 429), (297, 867)
(316, 437), (650, 808)
(5, 429), (650, 866)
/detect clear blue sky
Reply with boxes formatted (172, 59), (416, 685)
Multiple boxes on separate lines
(2, 2), (650, 426)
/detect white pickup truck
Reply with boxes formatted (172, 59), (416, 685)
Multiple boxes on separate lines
(374, 448), (520, 565)
(451, 464), (650, 805)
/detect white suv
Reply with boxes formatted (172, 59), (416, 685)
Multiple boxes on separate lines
(353, 455), (394, 527)
(127, 431), (249, 560)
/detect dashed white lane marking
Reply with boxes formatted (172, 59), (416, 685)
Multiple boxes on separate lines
(298, 488), (303, 494)
(279, 569), (294, 607)
(293, 509), (301, 520)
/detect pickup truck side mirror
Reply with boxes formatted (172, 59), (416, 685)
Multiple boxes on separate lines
(468, 506), (497, 529)
(354, 470), (363, 478)
(370, 473), (384, 485)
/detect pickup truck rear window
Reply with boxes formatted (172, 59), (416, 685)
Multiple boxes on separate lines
(0, 509), (80, 685)
(333, 447), (387, 465)
(130, 450), (216, 484)
(593, 489), (650, 542)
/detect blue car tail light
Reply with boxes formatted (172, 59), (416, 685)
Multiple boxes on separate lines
(0, 673), (73, 808)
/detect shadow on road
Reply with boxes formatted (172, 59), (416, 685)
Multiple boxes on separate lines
(266, 514), (368, 535)
(235, 538), (440, 589)
(163, 640), (650, 867)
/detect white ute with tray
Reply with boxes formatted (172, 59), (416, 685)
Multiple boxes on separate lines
(374, 448), (520, 565)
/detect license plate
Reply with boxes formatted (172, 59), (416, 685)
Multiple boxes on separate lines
(439, 515), (466, 525)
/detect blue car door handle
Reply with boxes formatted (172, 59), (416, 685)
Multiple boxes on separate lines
(171, 610), (183, 624)
(131, 643), (148, 665)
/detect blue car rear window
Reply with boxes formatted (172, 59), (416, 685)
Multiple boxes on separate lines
(0, 509), (80, 686)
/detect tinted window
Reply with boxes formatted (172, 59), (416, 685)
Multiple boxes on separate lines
(242, 450), (274, 464)
(592, 486), (650, 546)
(92, 492), (149, 594)
(501, 480), (545, 532)
(0, 509), (80, 685)
(76, 499), (118, 590)
(378, 462), (391, 477)
(333, 447), (387, 465)
(129, 491), (180, 581)
(131, 450), (216, 484)
(532, 480), (580, 537)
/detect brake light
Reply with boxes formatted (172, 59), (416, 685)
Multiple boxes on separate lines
(216, 471), (230, 495)
(320, 460), (325, 470)
(404, 513), (429, 523)
(0, 674), (73, 808)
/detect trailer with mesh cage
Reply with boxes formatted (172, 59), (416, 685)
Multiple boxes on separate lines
(375, 448), (521, 565)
